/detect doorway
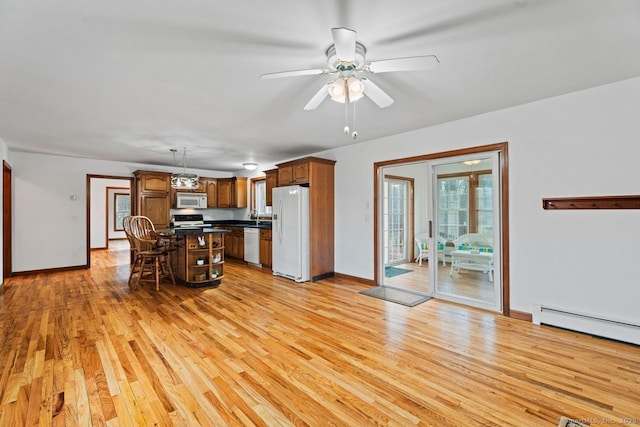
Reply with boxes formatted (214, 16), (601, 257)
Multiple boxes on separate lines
(375, 142), (509, 314)
(86, 175), (133, 267)
(382, 175), (414, 267)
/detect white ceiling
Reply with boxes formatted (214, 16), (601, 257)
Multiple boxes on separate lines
(1, 0), (639, 172)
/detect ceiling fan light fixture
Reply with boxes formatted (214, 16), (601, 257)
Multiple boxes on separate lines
(243, 162), (258, 171)
(329, 79), (347, 103)
(329, 77), (365, 104)
(347, 77), (364, 101)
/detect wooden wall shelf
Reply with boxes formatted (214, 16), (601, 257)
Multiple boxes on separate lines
(542, 195), (640, 210)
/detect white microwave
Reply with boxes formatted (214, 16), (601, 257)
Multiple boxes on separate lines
(176, 192), (207, 209)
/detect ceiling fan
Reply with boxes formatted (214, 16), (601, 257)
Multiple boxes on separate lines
(260, 27), (439, 110)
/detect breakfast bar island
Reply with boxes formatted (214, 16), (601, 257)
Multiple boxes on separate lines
(159, 227), (230, 288)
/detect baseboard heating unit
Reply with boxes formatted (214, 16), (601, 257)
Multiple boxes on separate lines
(532, 305), (640, 345)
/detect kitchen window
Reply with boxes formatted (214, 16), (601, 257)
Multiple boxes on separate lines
(251, 178), (272, 217)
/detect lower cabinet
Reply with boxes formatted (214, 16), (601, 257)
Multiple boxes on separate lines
(260, 229), (272, 268)
(172, 232), (225, 286)
(219, 226), (245, 259)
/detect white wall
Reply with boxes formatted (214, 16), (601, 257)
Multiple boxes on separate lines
(321, 76), (640, 325)
(10, 153), (234, 271)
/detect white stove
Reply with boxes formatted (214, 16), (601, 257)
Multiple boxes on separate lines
(173, 214), (209, 228)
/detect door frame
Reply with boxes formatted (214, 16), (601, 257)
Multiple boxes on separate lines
(3, 160), (12, 280)
(373, 142), (511, 316)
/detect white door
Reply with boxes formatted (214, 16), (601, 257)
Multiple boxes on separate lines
(382, 177), (410, 266)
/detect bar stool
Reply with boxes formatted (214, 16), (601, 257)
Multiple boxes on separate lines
(125, 216), (175, 290)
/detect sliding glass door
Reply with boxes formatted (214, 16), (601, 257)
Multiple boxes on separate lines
(376, 148), (504, 312)
(429, 153), (502, 311)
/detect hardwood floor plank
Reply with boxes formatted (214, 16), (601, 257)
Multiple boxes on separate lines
(1, 248), (639, 425)
(73, 367), (91, 426)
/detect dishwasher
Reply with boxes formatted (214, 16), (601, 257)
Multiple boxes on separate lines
(243, 227), (261, 266)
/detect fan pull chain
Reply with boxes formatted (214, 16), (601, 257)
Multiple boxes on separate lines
(344, 92), (350, 135)
(352, 101), (357, 139)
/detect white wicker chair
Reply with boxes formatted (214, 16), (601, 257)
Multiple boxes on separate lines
(414, 233), (446, 266)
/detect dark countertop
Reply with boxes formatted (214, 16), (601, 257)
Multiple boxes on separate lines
(157, 228), (232, 236)
(203, 220), (272, 230)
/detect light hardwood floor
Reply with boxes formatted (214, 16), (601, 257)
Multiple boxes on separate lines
(384, 259), (494, 302)
(0, 245), (638, 426)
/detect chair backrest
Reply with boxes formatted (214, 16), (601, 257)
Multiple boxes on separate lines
(415, 233), (445, 249)
(453, 233), (493, 249)
(122, 215), (136, 249)
(128, 216), (159, 252)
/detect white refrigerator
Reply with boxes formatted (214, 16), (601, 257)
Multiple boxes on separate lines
(272, 185), (310, 282)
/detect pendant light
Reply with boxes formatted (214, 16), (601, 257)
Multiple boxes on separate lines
(170, 147), (199, 189)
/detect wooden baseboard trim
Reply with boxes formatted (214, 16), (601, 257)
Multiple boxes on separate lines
(333, 272), (376, 287)
(509, 310), (533, 322)
(12, 264), (89, 276)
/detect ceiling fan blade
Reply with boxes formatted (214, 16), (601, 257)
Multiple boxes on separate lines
(331, 27), (356, 62)
(260, 68), (327, 79)
(304, 83), (330, 110)
(367, 55), (439, 73)
(361, 78), (394, 108)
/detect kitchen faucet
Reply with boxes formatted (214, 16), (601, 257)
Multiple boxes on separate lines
(250, 209), (259, 226)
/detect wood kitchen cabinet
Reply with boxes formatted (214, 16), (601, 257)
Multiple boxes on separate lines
(259, 229), (272, 268)
(264, 169), (278, 206)
(217, 177), (248, 208)
(171, 231), (225, 287)
(274, 156), (336, 281)
(219, 226), (244, 259)
(205, 178), (218, 208)
(278, 162), (308, 185)
(133, 170), (171, 229)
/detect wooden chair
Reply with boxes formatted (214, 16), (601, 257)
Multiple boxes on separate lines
(125, 215), (175, 290)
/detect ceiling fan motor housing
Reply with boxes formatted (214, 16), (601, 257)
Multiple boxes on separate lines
(326, 42), (367, 73)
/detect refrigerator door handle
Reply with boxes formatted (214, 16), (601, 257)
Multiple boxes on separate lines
(278, 199), (284, 243)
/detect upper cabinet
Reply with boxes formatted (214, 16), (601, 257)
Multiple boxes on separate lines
(206, 178), (218, 208)
(138, 171), (171, 193)
(217, 177), (247, 208)
(133, 170), (172, 229)
(264, 169), (278, 206)
(278, 162), (308, 185)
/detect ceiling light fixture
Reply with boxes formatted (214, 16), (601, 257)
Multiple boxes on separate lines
(243, 162), (258, 171)
(328, 76), (365, 104)
(463, 160), (481, 166)
(329, 75), (364, 139)
(170, 147), (199, 189)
